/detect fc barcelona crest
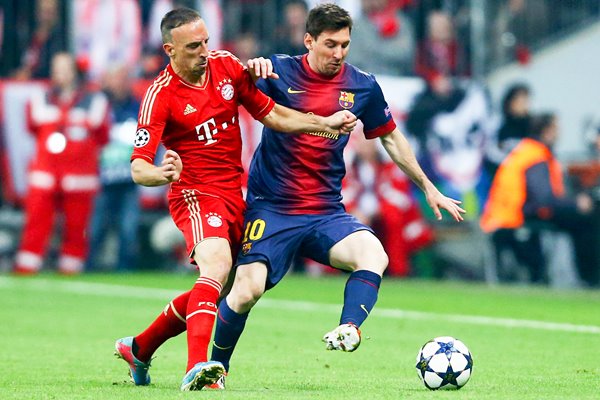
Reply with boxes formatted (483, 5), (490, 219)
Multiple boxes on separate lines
(242, 242), (253, 255)
(339, 91), (355, 109)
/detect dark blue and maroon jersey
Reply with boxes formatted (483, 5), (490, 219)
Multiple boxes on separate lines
(246, 54), (396, 214)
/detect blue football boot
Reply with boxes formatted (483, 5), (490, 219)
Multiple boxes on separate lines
(180, 361), (225, 391)
(114, 336), (151, 385)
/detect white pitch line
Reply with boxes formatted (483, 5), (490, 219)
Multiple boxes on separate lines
(256, 298), (600, 334)
(2, 276), (600, 335)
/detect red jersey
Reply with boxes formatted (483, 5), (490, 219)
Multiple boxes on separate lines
(27, 88), (110, 176)
(131, 50), (275, 195)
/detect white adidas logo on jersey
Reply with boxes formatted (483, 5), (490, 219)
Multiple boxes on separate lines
(184, 104), (197, 115)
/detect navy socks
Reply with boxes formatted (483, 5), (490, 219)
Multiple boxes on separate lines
(210, 299), (249, 371)
(340, 270), (381, 327)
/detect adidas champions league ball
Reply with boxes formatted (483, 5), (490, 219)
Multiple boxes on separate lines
(415, 336), (473, 390)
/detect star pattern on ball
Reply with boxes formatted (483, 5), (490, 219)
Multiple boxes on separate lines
(415, 337), (473, 390)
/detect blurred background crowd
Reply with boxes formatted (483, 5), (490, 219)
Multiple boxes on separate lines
(0, 0), (599, 288)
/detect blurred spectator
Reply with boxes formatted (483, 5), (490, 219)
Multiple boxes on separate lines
(492, 0), (549, 65)
(139, 0), (173, 79)
(1, 2), (32, 76)
(481, 113), (598, 286)
(143, 0), (175, 52)
(15, 0), (67, 79)
(405, 76), (463, 151)
(567, 125), (600, 214)
(346, 0), (415, 76)
(13, 53), (110, 275)
(1, 1), (69, 78)
(496, 83), (531, 148)
(221, 0), (277, 49)
(86, 65), (141, 272)
(272, 0), (309, 56)
(13, 0), (67, 80)
(72, 0), (142, 81)
(405, 79), (493, 216)
(343, 135), (434, 276)
(485, 83), (532, 177)
(230, 32), (261, 62)
(415, 10), (469, 84)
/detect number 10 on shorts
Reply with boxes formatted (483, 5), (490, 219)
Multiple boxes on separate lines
(242, 219), (266, 243)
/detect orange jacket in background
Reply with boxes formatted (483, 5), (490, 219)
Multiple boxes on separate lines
(480, 138), (564, 232)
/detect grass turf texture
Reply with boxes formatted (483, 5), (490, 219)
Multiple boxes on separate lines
(1, 272), (599, 399)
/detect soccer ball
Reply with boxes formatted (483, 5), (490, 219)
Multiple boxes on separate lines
(415, 336), (473, 390)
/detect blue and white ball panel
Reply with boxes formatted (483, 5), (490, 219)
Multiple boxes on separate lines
(415, 336), (473, 390)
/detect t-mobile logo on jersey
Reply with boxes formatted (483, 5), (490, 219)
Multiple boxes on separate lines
(195, 118), (218, 145)
(195, 116), (237, 145)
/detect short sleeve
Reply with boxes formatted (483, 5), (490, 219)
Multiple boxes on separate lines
(361, 76), (396, 139)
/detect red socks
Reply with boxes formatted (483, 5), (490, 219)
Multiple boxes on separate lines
(134, 290), (190, 362)
(185, 277), (222, 371)
(133, 276), (223, 371)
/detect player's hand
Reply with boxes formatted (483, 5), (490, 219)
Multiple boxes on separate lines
(247, 57), (279, 81)
(325, 110), (357, 134)
(161, 149), (182, 182)
(424, 183), (466, 222)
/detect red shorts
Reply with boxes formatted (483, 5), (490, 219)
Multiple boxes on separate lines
(168, 187), (246, 262)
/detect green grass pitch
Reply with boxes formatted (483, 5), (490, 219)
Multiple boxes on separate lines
(1, 272), (599, 399)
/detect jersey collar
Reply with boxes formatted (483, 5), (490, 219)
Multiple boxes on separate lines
(167, 63), (211, 90)
(301, 54), (345, 82)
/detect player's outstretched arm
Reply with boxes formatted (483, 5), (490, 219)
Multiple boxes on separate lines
(380, 128), (465, 221)
(131, 149), (182, 187)
(261, 104), (357, 135)
(246, 58), (356, 133)
(246, 57), (280, 81)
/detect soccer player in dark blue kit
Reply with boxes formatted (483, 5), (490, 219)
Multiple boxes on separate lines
(208, 3), (465, 388)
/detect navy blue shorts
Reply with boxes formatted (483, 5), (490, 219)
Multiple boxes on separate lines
(236, 207), (373, 289)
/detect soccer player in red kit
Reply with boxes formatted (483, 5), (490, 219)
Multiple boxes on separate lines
(114, 7), (356, 391)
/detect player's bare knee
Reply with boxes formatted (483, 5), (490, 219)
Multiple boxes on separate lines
(351, 247), (387, 275)
(372, 249), (389, 275)
(229, 277), (263, 312)
(331, 232), (388, 274)
(193, 245), (233, 283)
(195, 256), (232, 284)
(229, 262), (266, 311)
(236, 286), (262, 309)
(363, 236), (388, 273)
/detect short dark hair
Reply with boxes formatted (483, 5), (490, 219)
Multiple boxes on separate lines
(529, 112), (555, 139)
(306, 3), (352, 39)
(160, 8), (201, 43)
(501, 83), (530, 116)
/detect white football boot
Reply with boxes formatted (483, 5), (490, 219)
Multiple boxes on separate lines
(322, 323), (361, 352)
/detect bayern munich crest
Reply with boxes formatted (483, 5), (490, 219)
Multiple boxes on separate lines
(217, 78), (234, 101)
(134, 128), (150, 147)
(206, 212), (223, 227)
